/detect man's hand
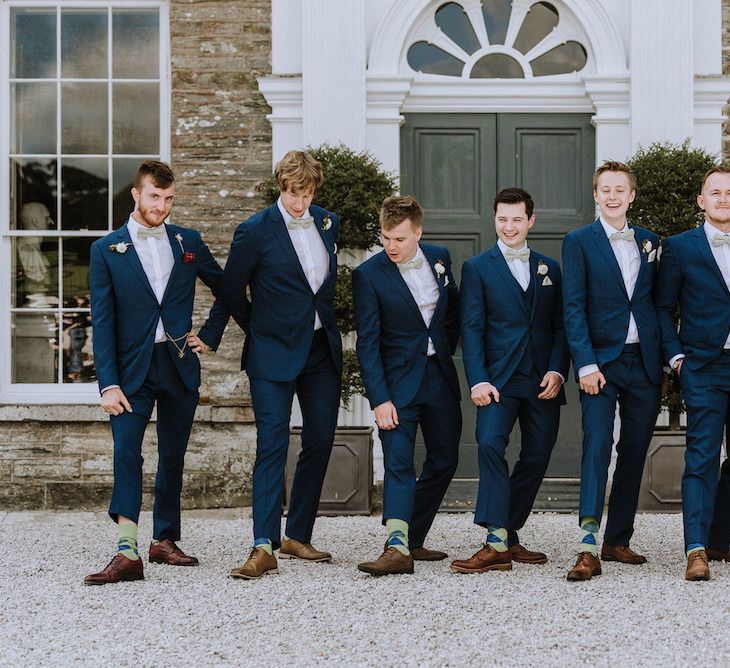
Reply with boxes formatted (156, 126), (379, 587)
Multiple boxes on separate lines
(187, 333), (210, 354)
(674, 358), (684, 377)
(471, 383), (500, 407)
(579, 370), (606, 396)
(537, 372), (562, 400)
(374, 401), (399, 430)
(101, 388), (132, 416)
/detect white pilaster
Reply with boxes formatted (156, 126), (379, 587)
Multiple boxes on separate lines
(584, 75), (632, 162)
(693, 77), (730, 155)
(271, 0), (303, 74)
(257, 77), (303, 165)
(365, 77), (411, 176)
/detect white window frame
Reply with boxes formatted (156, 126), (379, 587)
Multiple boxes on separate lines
(0, 0), (170, 404)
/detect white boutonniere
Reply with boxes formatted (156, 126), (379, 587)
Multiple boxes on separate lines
(537, 260), (548, 276)
(648, 249), (657, 263)
(642, 239), (652, 254)
(109, 242), (132, 254)
(322, 215), (332, 231)
(175, 233), (184, 253)
(434, 260), (449, 286)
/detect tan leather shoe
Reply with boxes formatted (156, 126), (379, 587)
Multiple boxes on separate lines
(509, 544), (548, 564)
(566, 552), (602, 581)
(601, 544), (647, 564)
(149, 539), (199, 566)
(230, 548), (279, 580)
(685, 550), (710, 581)
(410, 547), (448, 561)
(450, 544), (512, 574)
(358, 548), (414, 576)
(279, 538), (332, 562)
(706, 547), (730, 562)
(84, 553), (144, 586)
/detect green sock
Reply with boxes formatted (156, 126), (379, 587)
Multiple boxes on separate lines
(385, 519), (410, 556)
(254, 538), (273, 555)
(117, 523), (140, 561)
(151, 539), (161, 545)
(579, 516), (599, 556)
(486, 525), (509, 552)
(687, 546), (705, 557)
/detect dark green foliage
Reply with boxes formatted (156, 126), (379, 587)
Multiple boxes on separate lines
(335, 265), (355, 336)
(341, 348), (366, 408)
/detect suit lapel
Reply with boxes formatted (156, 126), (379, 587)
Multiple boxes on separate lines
(591, 219), (628, 299)
(114, 224), (157, 301)
(420, 244), (447, 322)
(379, 252), (424, 323)
(161, 225), (183, 304)
(632, 225), (652, 290)
(312, 211), (337, 277)
(489, 245), (529, 317)
(269, 204), (310, 286)
(528, 251), (540, 324)
(691, 227), (730, 296)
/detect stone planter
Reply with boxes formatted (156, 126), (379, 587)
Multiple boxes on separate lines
(637, 428), (686, 512)
(285, 427), (373, 516)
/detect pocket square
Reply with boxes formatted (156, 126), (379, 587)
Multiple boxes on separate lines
(647, 249), (656, 263)
(542, 276), (553, 287)
(182, 251), (196, 264)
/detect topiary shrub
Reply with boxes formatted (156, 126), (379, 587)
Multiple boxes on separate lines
(257, 144), (397, 407)
(627, 140), (718, 428)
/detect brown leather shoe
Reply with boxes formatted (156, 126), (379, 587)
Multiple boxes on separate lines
(601, 544), (647, 564)
(706, 547), (730, 562)
(358, 548), (414, 576)
(566, 552), (602, 581)
(84, 553), (144, 586)
(685, 550), (710, 581)
(149, 539), (199, 566)
(230, 548), (279, 580)
(509, 544), (548, 564)
(410, 547), (448, 561)
(450, 544), (512, 574)
(279, 537), (332, 562)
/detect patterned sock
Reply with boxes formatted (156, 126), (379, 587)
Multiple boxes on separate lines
(385, 519), (410, 556)
(686, 543), (705, 557)
(486, 525), (509, 552)
(579, 516), (599, 556)
(117, 523), (140, 561)
(254, 538), (273, 555)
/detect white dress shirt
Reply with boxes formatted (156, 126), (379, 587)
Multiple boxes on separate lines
(398, 247), (439, 355)
(578, 218), (641, 378)
(277, 198), (329, 330)
(704, 221), (730, 348)
(498, 239), (531, 291)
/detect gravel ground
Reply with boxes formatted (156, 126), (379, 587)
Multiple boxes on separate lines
(1, 510), (729, 667)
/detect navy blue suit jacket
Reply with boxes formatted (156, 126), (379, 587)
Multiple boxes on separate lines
(90, 223), (231, 396)
(562, 219), (662, 383)
(220, 203), (343, 381)
(655, 227), (730, 372)
(460, 245), (569, 400)
(353, 243), (460, 409)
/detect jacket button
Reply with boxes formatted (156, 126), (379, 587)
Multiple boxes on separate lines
(519, 346), (525, 352)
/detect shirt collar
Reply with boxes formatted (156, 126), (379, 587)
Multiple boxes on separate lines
(277, 197), (311, 224)
(703, 220), (730, 241)
(599, 217), (629, 238)
(497, 239), (528, 257)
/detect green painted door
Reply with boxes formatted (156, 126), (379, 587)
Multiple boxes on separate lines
(401, 113), (595, 510)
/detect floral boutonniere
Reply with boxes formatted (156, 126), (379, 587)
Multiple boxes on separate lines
(109, 242), (132, 254)
(434, 260), (449, 286)
(175, 233), (196, 263)
(537, 260), (548, 276)
(642, 239), (652, 254)
(322, 215), (332, 231)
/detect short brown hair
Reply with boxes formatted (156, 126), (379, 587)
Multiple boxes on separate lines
(494, 187), (534, 218)
(274, 150), (325, 193)
(379, 195), (424, 230)
(133, 160), (174, 190)
(701, 164), (730, 189)
(593, 160), (636, 192)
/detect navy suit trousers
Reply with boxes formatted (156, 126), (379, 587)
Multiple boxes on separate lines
(680, 353), (730, 550)
(380, 356), (461, 548)
(108, 343), (199, 541)
(249, 330), (340, 549)
(474, 370), (561, 545)
(578, 345), (660, 546)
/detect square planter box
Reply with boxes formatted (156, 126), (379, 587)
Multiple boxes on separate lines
(284, 426), (373, 516)
(638, 428), (686, 512)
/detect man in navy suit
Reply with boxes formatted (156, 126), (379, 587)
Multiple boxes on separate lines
(450, 188), (569, 574)
(353, 196), (460, 576)
(562, 161), (663, 581)
(655, 166), (730, 581)
(221, 151), (342, 580)
(85, 160), (234, 585)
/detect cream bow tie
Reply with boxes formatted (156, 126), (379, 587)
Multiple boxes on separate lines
(609, 229), (635, 242)
(711, 234), (730, 247)
(504, 248), (530, 262)
(137, 226), (165, 240)
(398, 257), (423, 272)
(287, 217), (314, 230)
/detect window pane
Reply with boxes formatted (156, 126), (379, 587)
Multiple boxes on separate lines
(62, 237), (93, 306)
(61, 158), (108, 230)
(61, 83), (108, 153)
(530, 41), (587, 77)
(113, 9), (159, 79)
(62, 310), (94, 383)
(481, 0), (512, 46)
(13, 236), (59, 308)
(407, 42), (465, 77)
(61, 10), (108, 78)
(10, 159), (57, 230)
(514, 2), (559, 55)
(11, 8), (57, 78)
(11, 83), (57, 154)
(435, 3), (480, 55)
(113, 158), (142, 228)
(11, 313), (58, 383)
(112, 83), (159, 153)
(471, 53), (524, 78)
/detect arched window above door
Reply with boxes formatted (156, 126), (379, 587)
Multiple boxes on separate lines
(406, 0), (588, 79)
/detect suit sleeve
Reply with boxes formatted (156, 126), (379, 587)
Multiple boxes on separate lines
(444, 250), (460, 354)
(353, 268), (391, 409)
(654, 237), (684, 363)
(460, 260), (490, 389)
(548, 263), (571, 379)
(89, 243), (119, 392)
(220, 221), (256, 334)
(561, 233), (598, 371)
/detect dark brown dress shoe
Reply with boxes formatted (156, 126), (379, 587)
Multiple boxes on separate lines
(279, 538), (332, 562)
(601, 544), (647, 564)
(230, 548), (279, 580)
(450, 544), (512, 574)
(358, 548), (414, 576)
(84, 553), (144, 586)
(706, 547), (730, 562)
(566, 552), (601, 581)
(149, 539), (199, 566)
(410, 547), (448, 561)
(509, 544), (548, 564)
(685, 550), (710, 581)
